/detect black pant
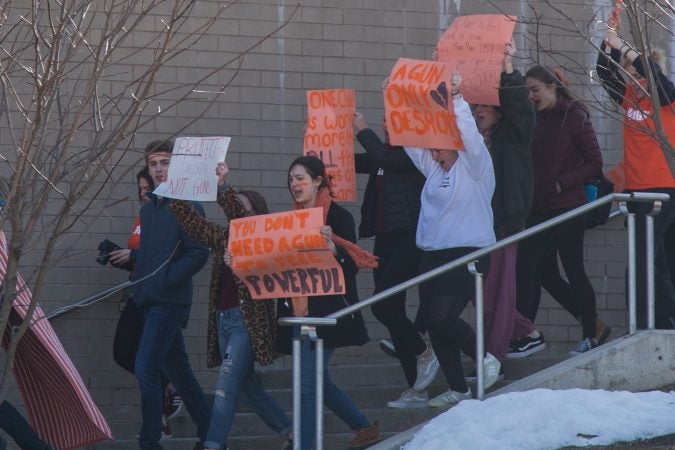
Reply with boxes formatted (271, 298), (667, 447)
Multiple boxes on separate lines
(418, 247), (486, 393)
(0, 401), (52, 450)
(370, 230), (426, 387)
(516, 207), (597, 339)
(628, 188), (675, 329)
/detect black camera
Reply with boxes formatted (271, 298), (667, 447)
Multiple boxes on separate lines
(97, 239), (122, 266)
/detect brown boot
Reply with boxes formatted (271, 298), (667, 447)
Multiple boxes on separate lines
(596, 318), (612, 345)
(348, 421), (382, 449)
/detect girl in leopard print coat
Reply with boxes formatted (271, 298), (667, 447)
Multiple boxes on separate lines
(170, 166), (291, 450)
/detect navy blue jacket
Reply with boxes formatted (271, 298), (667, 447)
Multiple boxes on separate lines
(131, 193), (209, 307)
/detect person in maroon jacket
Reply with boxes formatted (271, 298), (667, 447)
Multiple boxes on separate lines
(516, 65), (603, 355)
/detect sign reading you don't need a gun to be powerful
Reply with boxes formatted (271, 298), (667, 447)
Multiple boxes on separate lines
(384, 58), (464, 151)
(228, 207), (346, 300)
(153, 136), (230, 202)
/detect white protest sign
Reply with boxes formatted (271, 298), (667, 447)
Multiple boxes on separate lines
(153, 136), (230, 201)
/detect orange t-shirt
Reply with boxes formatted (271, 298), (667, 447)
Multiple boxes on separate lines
(127, 216), (141, 250)
(622, 89), (675, 190)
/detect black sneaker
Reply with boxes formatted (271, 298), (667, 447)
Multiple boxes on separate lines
(506, 333), (546, 359)
(465, 367), (504, 383)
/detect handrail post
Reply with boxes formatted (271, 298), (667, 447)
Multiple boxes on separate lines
(292, 332), (301, 450)
(619, 201), (637, 335)
(468, 261), (485, 400)
(646, 200), (662, 330)
(302, 325), (324, 450)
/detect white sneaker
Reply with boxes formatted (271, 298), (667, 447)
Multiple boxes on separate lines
(387, 388), (428, 409)
(483, 353), (502, 390)
(427, 387), (472, 407)
(413, 346), (439, 390)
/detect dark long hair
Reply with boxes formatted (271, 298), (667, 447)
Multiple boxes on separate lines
(287, 155), (332, 193)
(525, 65), (574, 102)
(238, 190), (270, 215)
(136, 168), (154, 202)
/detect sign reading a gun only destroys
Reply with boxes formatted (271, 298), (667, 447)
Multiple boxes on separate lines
(228, 207), (345, 300)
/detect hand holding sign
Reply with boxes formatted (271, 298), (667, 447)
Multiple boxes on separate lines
(216, 162), (229, 186)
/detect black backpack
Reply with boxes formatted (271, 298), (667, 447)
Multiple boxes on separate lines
(585, 173), (614, 229)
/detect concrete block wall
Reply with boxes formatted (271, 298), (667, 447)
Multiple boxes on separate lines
(2, 0), (672, 443)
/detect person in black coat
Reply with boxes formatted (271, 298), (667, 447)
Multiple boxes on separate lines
(353, 112), (435, 408)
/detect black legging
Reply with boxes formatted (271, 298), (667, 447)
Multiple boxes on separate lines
(370, 230), (426, 387)
(516, 207), (597, 339)
(417, 247), (486, 393)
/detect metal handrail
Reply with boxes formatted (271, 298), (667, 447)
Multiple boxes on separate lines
(279, 191), (669, 450)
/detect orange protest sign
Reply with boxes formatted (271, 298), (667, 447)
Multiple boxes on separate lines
(383, 58), (464, 150)
(437, 14), (517, 106)
(304, 89), (357, 202)
(227, 207), (346, 300)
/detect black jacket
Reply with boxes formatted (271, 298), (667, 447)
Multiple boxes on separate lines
(354, 129), (425, 238)
(489, 70), (535, 238)
(277, 202), (369, 353)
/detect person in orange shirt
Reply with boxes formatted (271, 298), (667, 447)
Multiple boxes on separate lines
(597, 19), (675, 328)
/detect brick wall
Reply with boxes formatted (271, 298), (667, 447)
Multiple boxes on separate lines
(2, 0), (673, 441)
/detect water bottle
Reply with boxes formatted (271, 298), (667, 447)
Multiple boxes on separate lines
(584, 183), (598, 202)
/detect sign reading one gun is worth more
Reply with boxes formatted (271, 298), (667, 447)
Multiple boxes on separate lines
(384, 58), (464, 150)
(153, 136), (230, 201)
(303, 89), (357, 202)
(228, 207), (346, 300)
(436, 14), (517, 106)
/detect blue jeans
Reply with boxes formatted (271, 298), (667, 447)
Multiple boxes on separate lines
(204, 307), (291, 449)
(135, 303), (211, 450)
(0, 401), (52, 449)
(298, 334), (369, 450)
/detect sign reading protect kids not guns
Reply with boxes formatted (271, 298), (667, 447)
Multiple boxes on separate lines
(228, 207), (346, 300)
(153, 136), (229, 201)
(384, 58), (464, 150)
(436, 14), (517, 106)
(304, 89), (357, 202)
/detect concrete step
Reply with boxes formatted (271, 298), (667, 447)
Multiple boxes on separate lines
(85, 353), (566, 447)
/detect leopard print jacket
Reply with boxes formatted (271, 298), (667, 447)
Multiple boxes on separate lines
(170, 187), (278, 367)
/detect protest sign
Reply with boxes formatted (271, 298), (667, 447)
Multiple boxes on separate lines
(384, 58), (464, 150)
(436, 14), (517, 106)
(153, 136), (229, 201)
(228, 207), (346, 300)
(303, 89), (357, 202)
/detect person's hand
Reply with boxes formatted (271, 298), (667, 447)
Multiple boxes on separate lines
(604, 28), (623, 50)
(109, 249), (131, 266)
(503, 39), (516, 74)
(223, 247), (233, 266)
(450, 72), (462, 96)
(430, 48), (439, 61)
(353, 112), (368, 132)
(319, 225), (337, 255)
(216, 162), (229, 186)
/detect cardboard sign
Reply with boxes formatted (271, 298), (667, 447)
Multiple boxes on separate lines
(153, 136), (229, 201)
(303, 89), (357, 202)
(384, 58), (464, 150)
(437, 14), (517, 106)
(228, 207), (346, 300)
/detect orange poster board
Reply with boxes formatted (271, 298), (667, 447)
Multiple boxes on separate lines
(384, 58), (464, 150)
(437, 14), (517, 106)
(304, 89), (357, 202)
(227, 207), (346, 300)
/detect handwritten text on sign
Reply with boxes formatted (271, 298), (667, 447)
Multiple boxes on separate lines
(384, 58), (463, 150)
(154, 136), (229, 201)
(304, 89), (357, 202)
(436, 14), (517, 106)
(228, 207), (346, 300)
